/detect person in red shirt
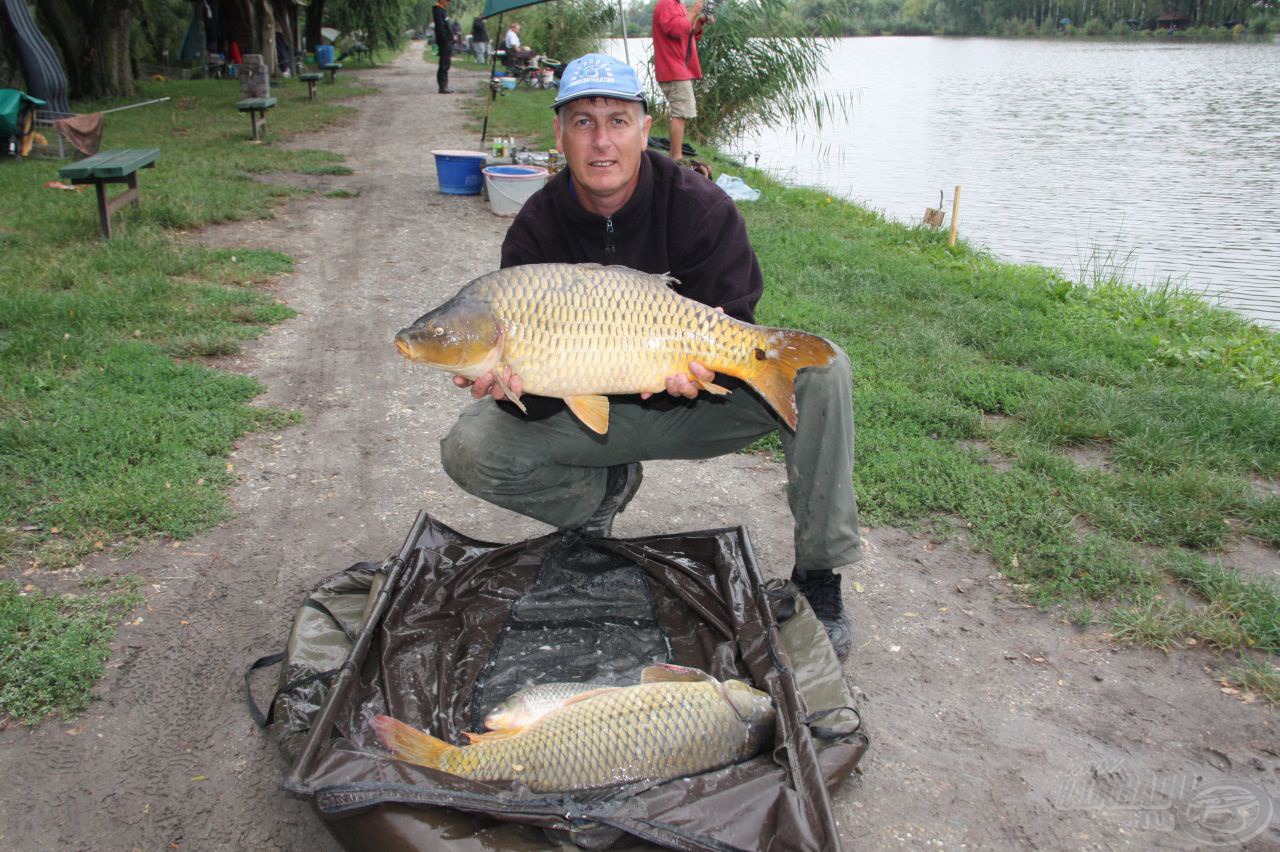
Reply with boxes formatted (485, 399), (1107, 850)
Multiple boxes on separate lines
(651, 0), (711, 162)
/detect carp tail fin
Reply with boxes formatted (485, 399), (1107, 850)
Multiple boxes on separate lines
(371, 715), (455, 769)
(742, 330), (837, 431)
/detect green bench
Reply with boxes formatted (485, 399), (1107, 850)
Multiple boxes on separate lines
(299, 72), (323, 101)
(235, 96), (278, 141)
(321, 62), (343, 83)
(59, 148), (160, 239)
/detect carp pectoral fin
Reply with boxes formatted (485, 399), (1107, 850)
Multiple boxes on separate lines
(492, 369), (527, 414)
(641, 663), (715, 684)
(371, 715), (456, 769)
(465, 727), (525, 743)
(565, 394), (610, 434)
(744, 330), (838, 431)
(697, 378), (730, 396)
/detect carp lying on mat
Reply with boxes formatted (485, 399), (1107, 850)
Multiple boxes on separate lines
(394, 263), (837, 435)
(371, 664), (775, 792)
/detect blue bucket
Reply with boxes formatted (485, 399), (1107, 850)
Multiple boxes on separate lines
(431, 149), (489, 195)
(315, 44), (335, 66)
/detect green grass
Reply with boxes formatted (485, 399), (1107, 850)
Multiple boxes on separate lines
(0, 74), (361, 720)
(0, 577), (143, 724)
(468, 86), (559, 148)
(1227, 658), (1280, 704)
(482, 87), (1280, 691)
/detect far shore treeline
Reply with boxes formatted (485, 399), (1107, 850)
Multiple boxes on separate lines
(614, 0), (1278, 39)
(4, 0), (1274, 102)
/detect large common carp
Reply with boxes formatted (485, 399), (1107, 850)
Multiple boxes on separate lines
(394, 263), (837, 435)
(371, 664), (775, 792)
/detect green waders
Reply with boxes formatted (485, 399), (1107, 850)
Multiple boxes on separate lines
(440, 348), (861, 572)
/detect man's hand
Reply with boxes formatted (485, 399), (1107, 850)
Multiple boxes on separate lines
(454, 367), (523, 401)
(641, 361), (715, 400)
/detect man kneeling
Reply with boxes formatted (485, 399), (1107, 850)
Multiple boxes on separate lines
(439, 54), (862, 659)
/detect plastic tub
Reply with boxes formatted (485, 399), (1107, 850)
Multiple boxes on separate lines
(315, 44), (335, 66)
(432, 149), (490, 195)
(482, 165), (548, 216)
(500, 77), (517, 90)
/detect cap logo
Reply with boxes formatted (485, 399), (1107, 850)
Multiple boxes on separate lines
(567, 59), (615, 88)
(553, 53), (646, 109)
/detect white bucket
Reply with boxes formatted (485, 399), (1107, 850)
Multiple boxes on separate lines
(483, 165), (549, 217)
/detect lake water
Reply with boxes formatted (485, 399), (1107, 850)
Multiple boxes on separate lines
(607, 37), (1280, 328)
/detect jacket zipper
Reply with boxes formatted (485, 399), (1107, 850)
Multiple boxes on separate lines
(605, 217), (617, 263)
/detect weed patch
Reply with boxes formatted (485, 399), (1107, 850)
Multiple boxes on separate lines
(1227, 658), (1280, 703)
(0, 577), (142, 724)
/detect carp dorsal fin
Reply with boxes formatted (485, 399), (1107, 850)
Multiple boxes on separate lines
(465, 727), (525, 743)
(559, 687), (620, 707)
(640, 663), (714, 684)
(564, 394), (609, 434)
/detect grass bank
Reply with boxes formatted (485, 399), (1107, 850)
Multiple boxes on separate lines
(486, 89), (1280, 698)
(0, 73), (367, 722)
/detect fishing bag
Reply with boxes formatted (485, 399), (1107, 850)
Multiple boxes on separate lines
(249, 511), (868, 851)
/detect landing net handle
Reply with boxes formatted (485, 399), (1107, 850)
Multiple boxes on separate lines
(284, 509), (431, 792)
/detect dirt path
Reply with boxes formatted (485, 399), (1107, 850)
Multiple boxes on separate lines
(1, 45), (1277, 851)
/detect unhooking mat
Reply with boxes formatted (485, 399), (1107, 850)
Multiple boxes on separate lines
(249, 511), (868, 851)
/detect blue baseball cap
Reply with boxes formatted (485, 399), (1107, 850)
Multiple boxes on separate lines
(552, 54), (647, 111)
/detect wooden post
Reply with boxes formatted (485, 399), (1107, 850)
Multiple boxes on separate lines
(948, 185), (962, 247)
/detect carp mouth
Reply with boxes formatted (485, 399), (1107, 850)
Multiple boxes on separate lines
(394, 323), (504, 377)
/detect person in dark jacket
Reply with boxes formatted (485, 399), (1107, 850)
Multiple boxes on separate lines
(471, 16), (490, 64)
(439, 54), (860, 659)
(432, 0), (453, 93)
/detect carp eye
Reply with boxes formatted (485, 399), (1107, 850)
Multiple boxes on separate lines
(432, 326), (445, 337)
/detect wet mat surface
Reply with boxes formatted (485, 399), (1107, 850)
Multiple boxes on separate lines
(470, 541), (672, 731)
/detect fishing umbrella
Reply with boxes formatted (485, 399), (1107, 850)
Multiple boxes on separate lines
(478, 0), (631, 143)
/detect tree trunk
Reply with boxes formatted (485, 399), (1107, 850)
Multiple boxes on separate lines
(36, 0), (137, 99)
(304, 0), (327, 55)
(256, 0), (275, 73)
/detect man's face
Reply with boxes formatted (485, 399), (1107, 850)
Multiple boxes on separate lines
(554, 97), (651, 217)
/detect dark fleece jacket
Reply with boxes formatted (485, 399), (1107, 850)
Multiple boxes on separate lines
(498, 151), (765, 419)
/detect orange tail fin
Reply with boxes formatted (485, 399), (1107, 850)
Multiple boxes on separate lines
(371, 715), (456, 769)
(742, 330), (837, 430)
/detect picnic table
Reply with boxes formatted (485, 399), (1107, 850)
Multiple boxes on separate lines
(58, 148), (159, 239)
(235, 96), (277, 141)
(299, 72), (323, 101)
(321, 62), (343, 83)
